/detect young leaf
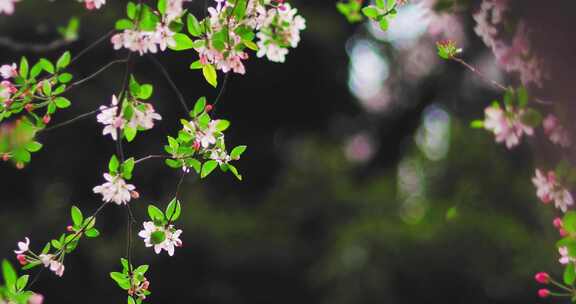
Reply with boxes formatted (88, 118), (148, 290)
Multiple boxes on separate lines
(54, 97), (71, 109)
(71, 206), (83, 227)
(193, 97), (207, 117)
(165, 198), (181, 222)
(147, 205), (165, 223)
(201, 160), (218, 178)
(202, 64), (218, 88)
(109, 155), (120, 173)
(2, 260), (17, 290)
(57, 51), (71, 70)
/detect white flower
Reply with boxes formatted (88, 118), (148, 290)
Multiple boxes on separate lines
(255, 3), (306, 63)
(128, 104), (162, 130)
(543, 114), (571, 148)
(209, 149), (230, 165)
(198, 120), (219, 148)
(49, 260), (65, 277)
(138, 221), (183, 256)
(97, 95), (124, 141)
(0, 63), (17, 79)
(93, 173), (136, 205)
(80, 0), (105, 10)
(559, 247), (575, 265)
(532, 169), (574, 212)
(0, 0), (19, 15)
(38, 254), (64, 277)
(483, 105), (533, 149)
(13, 237), (29, 254)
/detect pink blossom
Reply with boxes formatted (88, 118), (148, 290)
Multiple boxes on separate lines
(483, 105), (533, 149)
(543, 114), (571, 148)
(532, 169), (574, 212)
(0, 63), (17, 79)
(0, 0), (19, 15)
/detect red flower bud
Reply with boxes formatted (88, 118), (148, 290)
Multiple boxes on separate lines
(560, 228), (568, 237)
(42, 115), (51, 124)
(553, 217), (563, 229)
(16, 162), (24, 169)
(66, 225), (74, 232)
(193, 140), (201, 151)
(131, 191), (140, 199)
(205, 104), (213, 112)
(24, 103), (34, 112)
(538, 289), (550, 298)
(17, 254), (27, 265)
(534, 272), (550, 284)
(2, 153), (10, 161)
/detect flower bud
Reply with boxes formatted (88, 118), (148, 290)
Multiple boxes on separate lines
(42, 115), (51, 124)
(193, 140), (201, 151)
(24, 103), (34, 112)
(205, 104), (213, 112)
(2, 153), (10, 161)
(560, 228), (568, 237)
(16, 254), (27, 265)
(28, 293), (44, 304)
(66, 225), (74, 232)
(142, 280), (150, 290)
(538, 289), (550, 298)
(534, 272), (550, 284)
(131, 191), (140, 199)
(16, 162), (24, 169)
(553, 217), (563, 229)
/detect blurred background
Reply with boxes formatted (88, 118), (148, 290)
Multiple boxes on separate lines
(0, 0), (571, 303)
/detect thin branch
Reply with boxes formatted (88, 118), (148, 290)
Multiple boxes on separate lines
(40, 108), (103, 133)
(67, 59), (129, 90)
(212, 72), (230, 113)
(70, 29), (116, 65)
(452, 57), (553, 105)
(134, 154), (169, 164)
(0, 37), (72, 53)
(148, 55), (190, 113)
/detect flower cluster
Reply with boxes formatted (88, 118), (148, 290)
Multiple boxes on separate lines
(110, 259), (151, 302)
(164, 96), (246, 180)
(483, 103), (533, 149)
(12, 206), (99, 278)
(0, 0), (19, 15)
(532, 169), (574, 213)
(138, 199), (183, 256)
(96, 76), (161, 142)
(473, 0), (544, 86)
(79, 0), (106, 10)
(111, 0), (191, 55)
(256, 2), (306, 63)
(93, 156), (137, 205)
(543, 114), (571, 148)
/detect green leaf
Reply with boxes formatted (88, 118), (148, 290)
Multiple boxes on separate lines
(379, 18), (389, 31)
(2, 260), (17, 290)
(190, 60), (203, 70)
(201, 160), (218, 178)
(564, 212), (576, 234)
(19, 57), (29, 79)
(39, 58), (55, 74)
(147, 205), (165, 223)
(56, 51), (71, 70)
(126, 2), (137, 19)
(215, 119), (230, 132)
(362, 6), (380, 19)
(16, 275), (29, 291)
(134, 265), (149, 275)
(116, 19), (134, 30)
(520, 108), (542, 127)
(230, 145), (247, 160)
(122, 157), (135, 180)
(565, 262), (576, 285)
(187, 14), (202, 37)
(202, 64), (218, 88)
(25, 141), (43, 152)
(58, 73), (73, 83)
(469, 120), (484, 129)
(165, 198), (181, 222)
(170, 33), (195, 51)
(157, 0), (167, 14)
(138, 84), (153, 99)
(71, 205), (83, 226)
(110, 272), (130, 290)
(85, 228), (100, 238)
(193, 97), (207, 117)
(517, 87), (528, 108)
(124, 127), (137, 142)
(128, 296), (136, 304)
(54, 97), (71, 108)
(109, 155), (120, 173)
